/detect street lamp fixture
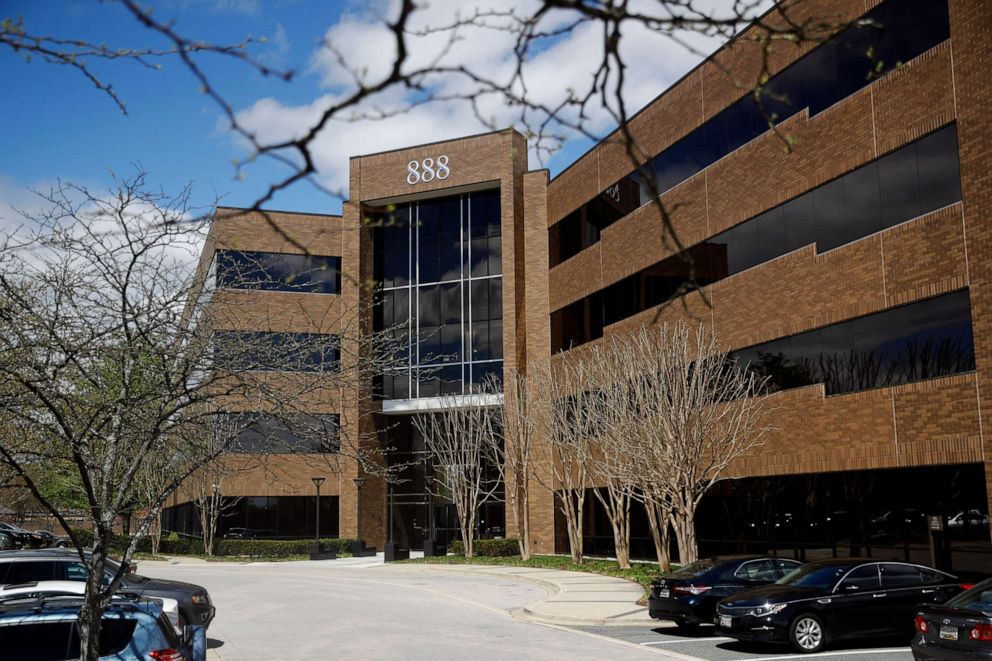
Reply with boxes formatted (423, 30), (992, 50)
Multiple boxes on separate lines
(311, 477), (326, 542)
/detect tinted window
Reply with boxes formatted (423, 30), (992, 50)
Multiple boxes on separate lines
(547, 0), (951, 267)
(552, 126), (961, 352)
(221, 413), (340, 453)
(64, 618), (139, 658)
(774, 559), (803, 576)
(839, 565), (881, 591)
(946, 579), (992, 613)
(733, 289), (974, 397)
(373, 189), (502, 399)
(672, 559), (721, 577)
(778, 564), (848, 590)
(4, 561), (56, 583)
(213, 331), (339, 373)
(735, 559), (777, 581)
(880, 564), (923, 588)
(216, 250), (340, 294)
(0, 621), (75, 661)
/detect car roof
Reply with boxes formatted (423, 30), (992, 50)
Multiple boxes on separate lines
(0, 548), (88, 559)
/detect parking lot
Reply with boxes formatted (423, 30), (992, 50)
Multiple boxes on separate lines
(570, 624), (913, 661)
(134, 558), (923, 661)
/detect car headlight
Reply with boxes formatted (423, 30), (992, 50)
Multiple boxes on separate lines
(746, 603), (787, 617)
(191, 593), (210, 605)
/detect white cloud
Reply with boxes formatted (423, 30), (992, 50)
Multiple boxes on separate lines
(231, 0), (772, 196)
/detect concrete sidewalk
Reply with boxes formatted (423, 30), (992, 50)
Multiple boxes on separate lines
(391, 563), (656, 626)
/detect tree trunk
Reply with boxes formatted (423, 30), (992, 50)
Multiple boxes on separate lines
(672, 508), (698, 565)
(561, 490), (583, 563)
(520, 487), (531, 560)
(645, 499), (671, 572)
(150, 509), (162, 555)
(79, 535), (109, 661)
(594, 488), (631, 569)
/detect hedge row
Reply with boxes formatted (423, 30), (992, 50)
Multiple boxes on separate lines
(69, 529), (356, 557)
(449, 538), (519, 557)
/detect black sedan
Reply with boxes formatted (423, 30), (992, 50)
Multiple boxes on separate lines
(716, 559), (965, 653)
(649, 556), (803, 629)
(0, 522), (46, 549)
(912, 578), (992, 660)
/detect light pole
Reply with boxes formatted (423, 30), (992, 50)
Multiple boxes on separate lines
(311, 477), (326, 542)
(353, 477), (367, 545)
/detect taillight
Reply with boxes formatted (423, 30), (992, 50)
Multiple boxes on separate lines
(961, 584), (975, 591)
(968, 624), (992, 642)
(149, 649), (185, 661)
(914, 615), (929, 633)
(673, 584), (712, 596)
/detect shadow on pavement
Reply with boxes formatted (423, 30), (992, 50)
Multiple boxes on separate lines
(207, 638), (225, 649)
(714, 634), (911, 655)
(652, 625), (719, 639)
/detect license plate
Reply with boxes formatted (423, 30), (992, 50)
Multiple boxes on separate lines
(939, 626), (958, 641)
(720, 615), (732, 628)
(658, 589), (669, 598)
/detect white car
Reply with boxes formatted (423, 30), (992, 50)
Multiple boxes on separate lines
(0, 580), (182, 628)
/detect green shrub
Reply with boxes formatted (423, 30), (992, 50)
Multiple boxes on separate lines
(450, 538), (519, 557)
(214, 538), (355, 558)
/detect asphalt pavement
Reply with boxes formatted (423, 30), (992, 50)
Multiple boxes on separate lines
(570, 624), (914, 661)
(135, 557), (918, 661)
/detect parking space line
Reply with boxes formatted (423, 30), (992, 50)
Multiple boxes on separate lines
(641, 637), (735, 645)
(737, 648), (911, 661)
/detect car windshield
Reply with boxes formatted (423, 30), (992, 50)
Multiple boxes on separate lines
(946, 579), (992, 614)
(777, 564), (847, 590)
(672, 559), (720, 577)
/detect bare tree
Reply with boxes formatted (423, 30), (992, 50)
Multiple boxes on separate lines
(616, 322), (773, 565)
(531, 359), (599, 564)
(483, 370), (535, 559)
(2, 1), (857, 261)
(414, 399), (501, 558)
(0, 171), (403, 659)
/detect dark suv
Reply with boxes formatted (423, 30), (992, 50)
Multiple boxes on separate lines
(0, 549), (215, 628)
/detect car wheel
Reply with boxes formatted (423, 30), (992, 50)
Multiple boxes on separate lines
(789, 613), (827, 654)
(56, 540), (69, 548)
(673, 618), (699, 632)
(0, 533), (13, 550)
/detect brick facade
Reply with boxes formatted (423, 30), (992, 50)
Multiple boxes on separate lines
(178, 0), (990, 556)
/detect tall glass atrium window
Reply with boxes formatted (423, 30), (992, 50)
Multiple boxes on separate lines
(372, 189), (503, 399)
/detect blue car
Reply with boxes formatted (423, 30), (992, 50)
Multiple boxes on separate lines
(0, 592), (206, 660)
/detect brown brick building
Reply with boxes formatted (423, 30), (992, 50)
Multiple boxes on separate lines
(166, 0), (991, 572)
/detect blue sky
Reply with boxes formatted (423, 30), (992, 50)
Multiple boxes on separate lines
(1, 0), (726, 219)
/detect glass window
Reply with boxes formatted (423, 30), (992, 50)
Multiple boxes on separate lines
(546, 0), (950, 267)
(878, 141), (920, 229)
(839, 564), (881, 591)
(775, 559), (803, 576)
(813, 177), (848, 252)
(553, 125), (961, 351)
(216, 251), (341, 294)
(735, 559), (777, 581)
(917, 125), (961, 214)
(880, 563), (923, 588)
(5, 561), (56, 583)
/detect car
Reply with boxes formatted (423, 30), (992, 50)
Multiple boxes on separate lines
(649, 556), (803, 629)
(0, 580), (182, 629)
(947, 509), (990, 533)
(0, 549), (215, 628)
(0, 522), (47, 549)
(911, 577), (992, 660)
(33, 530), (71, 548)
(0, 591), (205, 661)
(715, 559), (966, 653)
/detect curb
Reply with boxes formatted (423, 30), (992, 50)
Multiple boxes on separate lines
(403, 564), (656, 627)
